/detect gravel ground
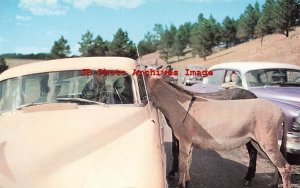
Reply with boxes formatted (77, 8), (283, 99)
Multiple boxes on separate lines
(163, 125), (300, 188)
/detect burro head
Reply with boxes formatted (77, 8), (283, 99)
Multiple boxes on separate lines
(144, 65), (164, 93)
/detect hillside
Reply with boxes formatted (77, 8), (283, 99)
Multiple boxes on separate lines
(5, 58), (44, 68)
(140, 27), (300, 71)
(4, 27), (300, 71)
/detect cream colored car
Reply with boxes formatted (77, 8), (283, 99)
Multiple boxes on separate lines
(0, 57), (167, 188)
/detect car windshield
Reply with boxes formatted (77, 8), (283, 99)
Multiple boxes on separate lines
(245, 69), (300, 87)
(0, 70), (134, 113)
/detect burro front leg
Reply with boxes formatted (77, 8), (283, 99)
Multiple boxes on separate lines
(186, 147), (193, 183)
(178, 141), (192, 188)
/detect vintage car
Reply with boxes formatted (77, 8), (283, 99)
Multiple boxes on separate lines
(0, 57), (168, 188)
(187, 62), (300, 154)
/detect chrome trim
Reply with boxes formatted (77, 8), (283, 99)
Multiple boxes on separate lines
(292, 111), (300, 131)
(287, 132), (300, 139)
(293, 122), (300, 131)
(278, 133), (300, 154)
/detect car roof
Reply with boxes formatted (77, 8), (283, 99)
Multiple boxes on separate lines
(0, 57), (138, 81)
(209, 62), (300, 73)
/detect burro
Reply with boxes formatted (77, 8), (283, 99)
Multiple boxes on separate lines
(145, 74), (291, 188)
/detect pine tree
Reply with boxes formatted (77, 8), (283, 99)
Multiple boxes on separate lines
(158, 25), (177, 63)
(172, 23), (192, 60)
(108, 28), (137, 59)
(209, 15), (223, 46)
(153, 24), (164, 37)
(260, 0), (277, 34)
(0, 56), (8, 73)
(78, 31), (108, 56)
(245, 3), (260, 38)
(137, 32), (158, 56)
(93, 35), (108, 56)
(275, 0), (300, 37)
(236, 15), (248, 42)
(255, 0), (277, 44)
(78, 31), (94, 56)
(190, 15), (219, 61)
(236, 3), (260, 41)
(222, 16), (237, 48)
(50, 36), (71, 59)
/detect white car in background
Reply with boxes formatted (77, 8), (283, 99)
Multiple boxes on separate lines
(0, 57), (167, 188)
(188, 62), (300, 154)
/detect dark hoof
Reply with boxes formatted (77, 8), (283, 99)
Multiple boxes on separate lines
(245, 180), (252, 186)
(186, 181), (190, 187)
(167, 170), (176, 178)
(178, 184), (185, 188)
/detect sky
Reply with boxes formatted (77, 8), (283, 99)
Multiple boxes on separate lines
(0, 0), (264, 55)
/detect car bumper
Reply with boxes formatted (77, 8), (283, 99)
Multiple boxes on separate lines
(286, 132), (300, 154)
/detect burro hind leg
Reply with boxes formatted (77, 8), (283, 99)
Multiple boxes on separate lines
(244, 142), (258, 186)
(258, 143), (291, 188)
(178, 141), (192, 188)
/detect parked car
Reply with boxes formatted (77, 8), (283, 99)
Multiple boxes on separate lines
(183, 65), (206, 86)
(0, 57), (167, 188)
(187, 62), (300, 154)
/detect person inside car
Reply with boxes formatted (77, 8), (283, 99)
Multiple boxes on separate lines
(272, 71), (287, 83)
(221, 71), (242, 89)
(82, 71), (133, 104)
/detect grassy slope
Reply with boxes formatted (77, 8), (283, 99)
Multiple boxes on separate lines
(5, 27), (300, 70)
(140, 27), (300, 71)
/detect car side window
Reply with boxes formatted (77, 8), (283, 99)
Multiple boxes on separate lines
(207, 69), (225, 85)
(0, 78), (18, 112)
(288, 71), (300, 83)
(224, 70), (242, 86)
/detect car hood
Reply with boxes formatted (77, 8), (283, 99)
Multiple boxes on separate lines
(0, 104), (165, 188)
(249, 87), (300, 109)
